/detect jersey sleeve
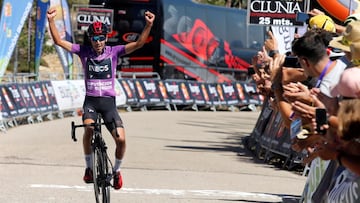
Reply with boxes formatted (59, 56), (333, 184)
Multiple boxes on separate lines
(112, 45), (126, 56)
(71, 44), (82, 55)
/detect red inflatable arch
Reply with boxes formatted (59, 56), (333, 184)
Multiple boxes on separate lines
(317, 0), (360, 21)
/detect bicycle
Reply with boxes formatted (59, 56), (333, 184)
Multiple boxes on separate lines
(71, 115), (117, 203)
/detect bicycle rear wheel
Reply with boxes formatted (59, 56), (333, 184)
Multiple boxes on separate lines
(93, 147), (111, 203)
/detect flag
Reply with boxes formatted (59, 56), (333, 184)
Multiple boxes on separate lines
(49, 0), (73, 79)
(0, 0), (33, 77)
(35, 0), (50, 76)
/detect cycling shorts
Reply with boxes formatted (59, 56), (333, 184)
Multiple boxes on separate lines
(82, 96), (124, 132)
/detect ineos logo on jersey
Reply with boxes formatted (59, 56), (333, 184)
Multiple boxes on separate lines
(86, 58), (112, 79)
(88, 64), (109, 72)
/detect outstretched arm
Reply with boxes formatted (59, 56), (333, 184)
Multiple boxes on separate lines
(47, 8), (73, 52)
(125, 11), (155, 54)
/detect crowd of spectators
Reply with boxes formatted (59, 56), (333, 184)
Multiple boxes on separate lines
(249, 9), (360, 202)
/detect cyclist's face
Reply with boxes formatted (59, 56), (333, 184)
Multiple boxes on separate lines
(90, 35), (107, 54)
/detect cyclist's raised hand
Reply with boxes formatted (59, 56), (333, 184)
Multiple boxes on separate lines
(144, 11), (155, 26)
(47, 8), (57, 21)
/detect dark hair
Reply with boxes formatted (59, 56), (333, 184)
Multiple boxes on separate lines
(291, 28), (334, 63)
(87, 21), (109, 36)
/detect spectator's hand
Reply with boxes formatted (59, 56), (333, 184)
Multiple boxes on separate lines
(283, 82), (311, 103)
(264, 30), (278, 52)
(311, 88), (339, 116)
(308, 9), (325, 17)
(144, 11), (155, 26)
(269, 52), (284, 74)
(291, 100), (316, 125)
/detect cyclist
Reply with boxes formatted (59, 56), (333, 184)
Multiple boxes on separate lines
(47, 8), (155, 190)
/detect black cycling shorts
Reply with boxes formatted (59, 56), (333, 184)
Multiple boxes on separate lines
(82, 96), (124, 132)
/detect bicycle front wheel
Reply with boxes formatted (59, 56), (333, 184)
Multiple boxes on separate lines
(93, 147), (111, 203)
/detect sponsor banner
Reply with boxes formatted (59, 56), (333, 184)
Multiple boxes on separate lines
(34, 0), (50, 74)
(200, 83), (212, 106)
(119, 79), (138, 104)
(187, 81), (206, 105)
(74, 6), (114, 32)
(18, 83), (38, 114)
(0, 85), (17, 118)
(243, 83), (262, 105)
(179, 81), (194, 105)
(141, 79), (163, 103)
(114, 79), (126, 106)
(250, 98), (273, 142)
(28, 82), (51, 113)
(164, 80), (186, 104)
(51, 80), (85, 111)
(265, 113), (292, 155)
(234, 82), (248, 105)
(302, 158), (331, 203)
(157, 80), (170, 104)
(205, 83), (221, 106)
(258, 109), (279, 149)
(247, 0), (309, 27)
(220, 82), (239, 106)
(0, 0), (33, 77)
(215, 83), (227, 105)
(134, 80), (149, 104)
(41, 81), (59, 111)
(0, 90), (9, 119)
(6, 84), (28, 116)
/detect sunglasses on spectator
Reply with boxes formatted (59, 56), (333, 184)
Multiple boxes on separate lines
(91, 35), (106, 42)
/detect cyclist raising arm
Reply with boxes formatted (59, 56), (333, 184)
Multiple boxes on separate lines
(47, 8), (155, 190)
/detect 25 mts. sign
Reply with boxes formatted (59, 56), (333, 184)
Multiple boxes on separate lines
(247, 0), (309, 26)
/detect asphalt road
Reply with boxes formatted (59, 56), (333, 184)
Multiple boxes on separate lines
(0, 110), (306, 203)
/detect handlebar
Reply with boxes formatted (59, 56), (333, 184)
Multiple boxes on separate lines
(71, 120), (119, 142)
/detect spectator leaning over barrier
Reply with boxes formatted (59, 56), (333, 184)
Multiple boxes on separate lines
(299, 21), (360, 155)
(288, 26), (350, 203)
(47, 8), (155, 190)
(287, 28), (344, 125)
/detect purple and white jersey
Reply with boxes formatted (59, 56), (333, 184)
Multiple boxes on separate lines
(71, 44), (126, 97)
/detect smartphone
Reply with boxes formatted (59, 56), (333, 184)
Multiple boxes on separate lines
(283, 56), (301, 68)
(247, 67), (256, 76)
(315, 108), (328, 135)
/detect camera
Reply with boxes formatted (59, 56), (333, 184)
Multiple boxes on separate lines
(283, 56), (301, 68)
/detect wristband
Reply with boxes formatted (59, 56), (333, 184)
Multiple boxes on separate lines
(269, 50), (279, 57)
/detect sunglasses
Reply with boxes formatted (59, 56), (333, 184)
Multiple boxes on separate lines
(91, 35), (106, 42)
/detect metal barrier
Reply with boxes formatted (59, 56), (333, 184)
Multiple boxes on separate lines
(0, 73), (37, 83)
(117, 71), (161, 79)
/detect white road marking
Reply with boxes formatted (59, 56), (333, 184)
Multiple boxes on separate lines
(30, 184), (282, 201)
